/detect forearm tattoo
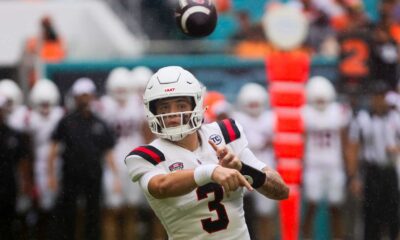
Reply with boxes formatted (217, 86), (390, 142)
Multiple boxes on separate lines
(261, 167), (289, 200)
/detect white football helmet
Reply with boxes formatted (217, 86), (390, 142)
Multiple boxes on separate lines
(106, 67), (131, 102)
(0, 79), (23, 110)
(306, 76), (336, 110)
(143, 66), (206, 141)
(29, 79), (60, 109)
(237, 83), (268, 117)
(130, 66), (154, 94)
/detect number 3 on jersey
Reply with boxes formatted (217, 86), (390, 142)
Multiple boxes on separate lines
(196, 183), (229, 233)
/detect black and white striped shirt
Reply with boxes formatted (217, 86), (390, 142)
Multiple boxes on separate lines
(349, 109), (400, 165)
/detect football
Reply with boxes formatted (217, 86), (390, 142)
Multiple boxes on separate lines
(175, 0), (218, 37)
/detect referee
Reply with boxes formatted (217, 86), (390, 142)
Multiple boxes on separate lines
(347, 81), (400, 240)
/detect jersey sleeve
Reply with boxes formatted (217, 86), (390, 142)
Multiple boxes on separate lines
(217, 118), (248, 154)
(217, 118), (267, 170)
(125, 145), (167, 182)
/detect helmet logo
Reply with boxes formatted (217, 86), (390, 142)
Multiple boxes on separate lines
(164, 88), (175, 92)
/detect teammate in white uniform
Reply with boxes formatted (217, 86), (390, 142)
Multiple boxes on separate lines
(301, 76), (350, 239)
(0, 79), (29, 131)
(130, 66), (155, 144)
(99, 67), (150, 240)
(28, 79), (64, 237)
(125, 66), (289, 240)
(233, 83), (277, 240)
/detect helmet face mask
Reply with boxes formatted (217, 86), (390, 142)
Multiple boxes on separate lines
(149, 109), (203, 141)
(143, 66), (205, 141)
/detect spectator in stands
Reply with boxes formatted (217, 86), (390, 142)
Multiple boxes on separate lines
(306, 10), (339, 57)
(26, 16), (66, 63)
(233, 23), (273, 59)
(230, 10), (253, 41)
(24, 16), (66, 88)
(369, 23), (400, 90)
(336, 4), (373, 94)
(47, 78), (119, 240)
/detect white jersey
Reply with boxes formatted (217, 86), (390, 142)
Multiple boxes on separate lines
(27, 106), (64, 209)
(232, 111), (275, 168)
(8, 105), (30, 131)
(302, 102), (350, 168)
(125, 119), (266, 240)
(99, 95), (146, 168)
(28, 107), (64, 171)
(99, 95), (147, 207)
(232, 111), (277, 215)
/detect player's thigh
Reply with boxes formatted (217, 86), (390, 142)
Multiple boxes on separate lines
(327, 168), (346, 205)
(103, 168), (123, 208)
(304, 167), (324, 202)
(35, 168), (57, 210)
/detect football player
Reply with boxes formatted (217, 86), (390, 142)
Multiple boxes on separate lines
(0, 79), (28, 131)
(301, 76), (350, 239)
(130, 66), (155, 142)
(125, 66), (289, 240)
(99, 67), (149, 240)
(233, 83), (277, 240)
(130, 66), (154, 98)
(27, 79), (64, 238)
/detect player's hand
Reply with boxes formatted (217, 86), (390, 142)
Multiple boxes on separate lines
(209, 140), (242, 171)
(211, 166), (253, 194)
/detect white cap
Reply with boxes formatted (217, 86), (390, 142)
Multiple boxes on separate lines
(0, 95), (6, 108)
(71, 78), (96, 96)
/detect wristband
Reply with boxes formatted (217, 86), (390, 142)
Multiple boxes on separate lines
(194, 164), (219, 186)
(240, 163), (266, 189)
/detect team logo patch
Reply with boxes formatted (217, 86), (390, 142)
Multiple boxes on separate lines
(169, 162), (184, 172)
(209, 134), (222, 145)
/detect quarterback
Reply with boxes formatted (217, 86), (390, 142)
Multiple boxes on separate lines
(125, 66), (289, 239)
